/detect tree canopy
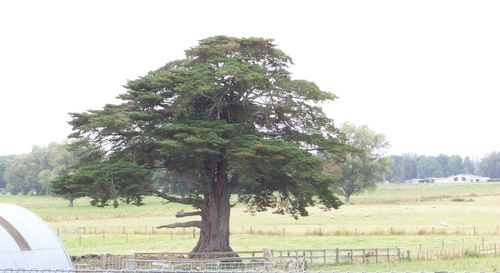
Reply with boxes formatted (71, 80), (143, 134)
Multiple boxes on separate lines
(54, 36), (347, 253)
(3, 143), (76, 195)
(0, 155), (15, 189)
(478, 151), (500, 178)
(326, 123), (391, 203)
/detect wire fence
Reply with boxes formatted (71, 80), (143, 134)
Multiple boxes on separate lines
(414, 243), (500, 261)
(54, 225), (500, 237)
(0, 270), (500, 273)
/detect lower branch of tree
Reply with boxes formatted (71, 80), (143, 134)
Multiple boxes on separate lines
(175, 210), (205, 218)
(144, 186), (202, 206)
(157, 221), (201, 229)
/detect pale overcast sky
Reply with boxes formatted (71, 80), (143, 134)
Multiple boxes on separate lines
(0, 0), (499, 158)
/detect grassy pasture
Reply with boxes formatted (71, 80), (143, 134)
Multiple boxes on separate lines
(2, 182), (500, 271)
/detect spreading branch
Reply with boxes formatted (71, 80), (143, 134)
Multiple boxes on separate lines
(144, 186), (202, 206)
(176, 210), (205, 218)
(157, 221), (201, 229)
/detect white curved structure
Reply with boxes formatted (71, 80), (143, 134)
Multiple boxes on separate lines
(0, 203), (73, 269)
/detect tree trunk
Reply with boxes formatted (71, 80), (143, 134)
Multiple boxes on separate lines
(190, 161), (235, 256)
(191, 191), (232, 255)
(344, 193), (351, 204)
(68, 197), (75, 207)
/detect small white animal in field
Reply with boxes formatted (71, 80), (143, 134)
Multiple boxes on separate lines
(439, 221), (449, 227)
(364, 213), (370, 217)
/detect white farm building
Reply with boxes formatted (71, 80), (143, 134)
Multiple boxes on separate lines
(434, 174), (490, 184)
(0, 203), (73, 269)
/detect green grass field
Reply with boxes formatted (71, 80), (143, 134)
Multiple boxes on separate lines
(2, 182), (500, 271)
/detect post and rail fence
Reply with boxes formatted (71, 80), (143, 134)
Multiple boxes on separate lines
(134, 248), (409, 266)
(72, 248), (409, 270)
(71, 243), (500, 270)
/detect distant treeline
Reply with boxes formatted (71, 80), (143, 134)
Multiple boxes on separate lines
(387, 153), (500, 182)
(1, 143), (500, 195)
(0, 142), (189, 196)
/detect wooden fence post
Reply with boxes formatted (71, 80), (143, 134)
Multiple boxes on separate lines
(335, 248), (339, 264)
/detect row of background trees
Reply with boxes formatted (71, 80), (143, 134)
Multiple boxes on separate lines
(388, 152), (500, 182)
(1, 140), (499, 198)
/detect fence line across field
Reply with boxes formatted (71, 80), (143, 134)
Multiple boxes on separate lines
(54, 225), (500, 237)
(1, 270), (500, 273)
(414, 243), (500, 261)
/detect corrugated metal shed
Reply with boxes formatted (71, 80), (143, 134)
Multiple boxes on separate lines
(0, 203), (73, 269)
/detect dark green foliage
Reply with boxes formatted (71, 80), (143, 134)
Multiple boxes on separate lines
(232, 136), (342, 217)
(52, 160), (147, 207)
(61, 36), (346, 217)
(55, 37), (350, 253)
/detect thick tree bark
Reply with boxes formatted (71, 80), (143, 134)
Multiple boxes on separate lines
(190, 190), (232, 254)
(190, 161), (235, 256)
(155, 161), (236, 256)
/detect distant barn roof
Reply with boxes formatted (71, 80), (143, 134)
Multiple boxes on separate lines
(451, 174), (489, 179)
